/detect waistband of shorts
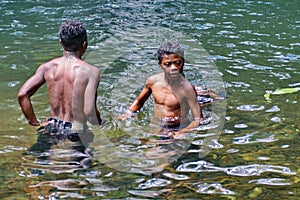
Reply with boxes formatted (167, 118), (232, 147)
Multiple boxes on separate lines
(47, 117), (72, 128)
(159, 116), (180, 122)
(158, 116), (189, 126)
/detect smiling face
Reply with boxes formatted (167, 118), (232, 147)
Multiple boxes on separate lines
(159, 53), (184, 79)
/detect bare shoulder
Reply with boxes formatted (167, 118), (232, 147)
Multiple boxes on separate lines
(84, 62), (100, 75)
(40, 57), (60, 70)
(182, 78), (195, 92)
(40, 57), (73, 74)
(70, 60), (100, 81)
(146, 73), (163, 84)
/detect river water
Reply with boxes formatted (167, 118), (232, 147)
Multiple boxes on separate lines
(0, 0), (299, 199)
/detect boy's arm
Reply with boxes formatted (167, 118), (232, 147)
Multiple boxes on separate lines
(189, 85), (204, 121)
(17, 66), (46, 126)
(175, 84), (203, 135)
(121, 80), (152, 119)
(84, 69), (102, 125)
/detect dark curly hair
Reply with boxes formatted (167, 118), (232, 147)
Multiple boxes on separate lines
(59, 20), (87, 52)
(156, 40), (184, 63)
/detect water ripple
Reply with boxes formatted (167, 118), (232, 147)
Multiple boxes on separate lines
(176, 161), (222, 172)
(244, 63), (273, 70)
(26, 179), (90, 199)
(233, 131), (277, 144)
(270, 71), (291, 80)
(265, 106), (280, 113)
(236, 104), (265, 111)
(162, 172), (189, 180)
(225, 164), (295, 177)
(234, 123), (248, 129)
(230, 81), (251, 88)
(249, 178), (291, 186)
(128, 189), (171, 198)
(137, 178), (172, 189)
(177, 161), (296, 177)
(194, 183), (235, 195)
(270, 116), (281, 123)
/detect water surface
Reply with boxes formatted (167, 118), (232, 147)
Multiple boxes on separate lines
(0, 0), (299, 199)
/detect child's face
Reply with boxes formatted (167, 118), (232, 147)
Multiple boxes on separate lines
(160, 54), (184, 79)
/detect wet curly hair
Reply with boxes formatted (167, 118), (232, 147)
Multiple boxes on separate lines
(59, 20), (87, 52)
(156, 40), (184, 63)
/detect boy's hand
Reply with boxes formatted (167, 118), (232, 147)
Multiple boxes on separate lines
(169, 131), (188, 139)
(29, 121), (40, 126)
(116, 110), (133, 121)
(39, 120), (49, 127)
(167, 131), (180, 139)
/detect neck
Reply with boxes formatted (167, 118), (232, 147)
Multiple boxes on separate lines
(165, 73), (183, 87)
(63, 50), (82, 59)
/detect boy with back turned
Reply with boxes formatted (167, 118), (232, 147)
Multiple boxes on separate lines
(121, 41), (203, 138)
(18, 20), (102, 136)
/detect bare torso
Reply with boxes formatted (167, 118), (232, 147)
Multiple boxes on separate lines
(148, 73), (190, 123)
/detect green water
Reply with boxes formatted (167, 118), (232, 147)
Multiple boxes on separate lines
(0, 0), (299, 199)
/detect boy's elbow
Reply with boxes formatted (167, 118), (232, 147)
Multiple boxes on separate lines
(17, 90), (27, 104)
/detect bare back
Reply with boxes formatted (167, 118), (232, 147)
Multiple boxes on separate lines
(43, 56), (100, 125)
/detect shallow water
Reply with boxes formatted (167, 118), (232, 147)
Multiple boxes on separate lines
(0, 0), (299, 199)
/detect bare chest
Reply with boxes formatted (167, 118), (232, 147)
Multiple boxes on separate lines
(152, 85), (182, 108)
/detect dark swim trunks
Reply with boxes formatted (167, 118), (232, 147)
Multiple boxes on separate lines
(195, 86), (214, 105)
(44, 118), (72, 133)
(160, 123), (180, 133)
(197, 94), (214, 105)
(159, 124), (180, 140)
(158, 120), (190, 140)
(40, 118), (86, 142)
